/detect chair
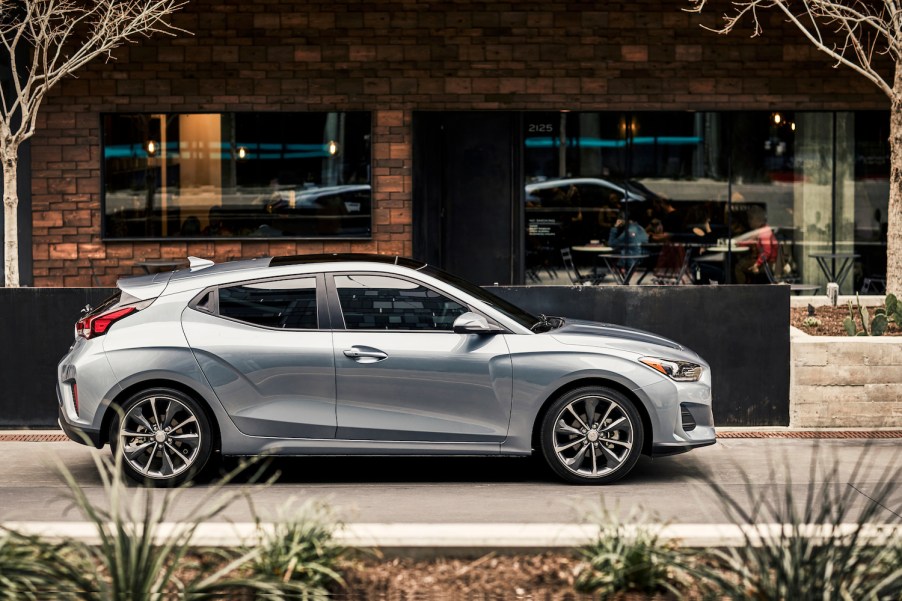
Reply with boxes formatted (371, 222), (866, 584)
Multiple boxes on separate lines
(561, 248), (596, 285)
(650, 242), (691, 285)
(861, 277), (886, 294)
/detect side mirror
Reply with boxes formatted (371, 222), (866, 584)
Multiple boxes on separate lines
(453, 312), (502, 335)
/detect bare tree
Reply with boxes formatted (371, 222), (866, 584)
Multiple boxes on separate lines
(687, 0), (901, 294)
(1, 0), (186, 287)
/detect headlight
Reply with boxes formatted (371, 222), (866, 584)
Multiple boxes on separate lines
(639, 357), (702, 382)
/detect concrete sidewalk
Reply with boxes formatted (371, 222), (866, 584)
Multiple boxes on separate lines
(3, 521), (900, 553)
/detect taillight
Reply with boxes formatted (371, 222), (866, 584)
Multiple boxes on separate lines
(72, 382), (79, 416)
(76, 306), (138, 339)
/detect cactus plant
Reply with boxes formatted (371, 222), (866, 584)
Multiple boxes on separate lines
(844, 295), (888, 336)
(843, 315), (858, 336)
(872, 313), (889, 335)
(885, 293), (902, 325)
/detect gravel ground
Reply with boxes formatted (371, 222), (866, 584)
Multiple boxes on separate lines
(791, 305), (902, 336)
(340, 554), (682, 600)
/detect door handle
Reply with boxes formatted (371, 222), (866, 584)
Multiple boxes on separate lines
(343, 347), (388, 362)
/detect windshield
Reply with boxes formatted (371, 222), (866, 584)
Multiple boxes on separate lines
(418, 264), (539, 330)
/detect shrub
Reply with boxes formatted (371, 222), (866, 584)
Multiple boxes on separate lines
(46, 450), (282, 600)
(574, 505), (686, 597)
(693, 445), (902, 600)
(247, 499), (346, 597)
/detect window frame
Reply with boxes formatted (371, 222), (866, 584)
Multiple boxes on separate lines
(99, 111), (374, 242)
(325, 271), (480, 333)
(188, 273), (330, 331)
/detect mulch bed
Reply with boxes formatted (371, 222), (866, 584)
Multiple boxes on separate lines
(790, 305), (902, 336)
(339, 554), (681, 600)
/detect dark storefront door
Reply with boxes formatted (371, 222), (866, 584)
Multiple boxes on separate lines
(413, 112), (520, 285)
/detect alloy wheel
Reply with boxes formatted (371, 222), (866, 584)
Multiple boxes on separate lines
(118, 395), (202, 479)
(551, 394), (635, 478)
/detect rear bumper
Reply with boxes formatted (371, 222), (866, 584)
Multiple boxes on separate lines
(58, 409), (103, 448)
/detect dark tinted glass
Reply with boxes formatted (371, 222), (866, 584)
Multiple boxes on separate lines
(334, 274), (467, 331)
(219, 278), (317, 329)
(102, 112), (371, 239)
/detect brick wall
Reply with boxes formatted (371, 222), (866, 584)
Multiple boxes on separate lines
(30, 0), (889, 286)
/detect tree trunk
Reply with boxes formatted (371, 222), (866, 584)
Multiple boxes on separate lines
(889, 69), (902, 297)
(2, 150), (19, 288)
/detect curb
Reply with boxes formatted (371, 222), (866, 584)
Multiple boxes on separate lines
(3, 522), (899, 553)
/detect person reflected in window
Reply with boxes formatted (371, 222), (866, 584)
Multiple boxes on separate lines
(646, 196), (681, 242)
(203, 206), (233, 237)
(180, 215), (201, 237)
(684, 205), (723, 284)
(735, 206), (777, 284)
(608, 211), (648, 271)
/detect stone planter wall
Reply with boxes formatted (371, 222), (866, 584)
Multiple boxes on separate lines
(791, 328), (902, 428)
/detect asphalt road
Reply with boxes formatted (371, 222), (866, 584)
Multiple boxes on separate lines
(0, 437), (899, 525)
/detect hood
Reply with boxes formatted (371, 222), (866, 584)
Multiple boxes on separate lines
(550, 319), (703, 362)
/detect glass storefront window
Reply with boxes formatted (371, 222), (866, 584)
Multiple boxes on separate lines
(102, 112), (372, 239)
(523, 110), (890, 292)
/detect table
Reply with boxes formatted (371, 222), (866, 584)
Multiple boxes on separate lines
(706, 245), (750, 254)
(571, 245), (614, 283)
(808, 252), (859, 289)
(134, 260), (187, 274)
(571, 245), (613, 253)
(599, 253), (651, 285)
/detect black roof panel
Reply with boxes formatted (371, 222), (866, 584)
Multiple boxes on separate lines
(269, 253), (426, 270)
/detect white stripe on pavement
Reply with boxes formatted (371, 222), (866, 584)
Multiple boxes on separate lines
(3, 522), (899, 549)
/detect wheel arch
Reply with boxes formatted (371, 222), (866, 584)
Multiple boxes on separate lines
(99, 378), (221, 454)
(530, 377), (654, 456)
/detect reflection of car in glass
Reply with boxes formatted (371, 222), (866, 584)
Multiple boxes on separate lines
(525, 178), (652, 271)
(266, 184), (372, 236)
(58, 254), (715, 487)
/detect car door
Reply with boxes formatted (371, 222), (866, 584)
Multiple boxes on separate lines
(328, 272), (513, 443)
(182, 274), (336, 439)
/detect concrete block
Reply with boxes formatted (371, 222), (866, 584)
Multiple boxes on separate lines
(792, 342), (829, 366)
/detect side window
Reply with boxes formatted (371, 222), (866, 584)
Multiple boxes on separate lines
(218, 278), (317, 329)
(334, 274), (467, 331)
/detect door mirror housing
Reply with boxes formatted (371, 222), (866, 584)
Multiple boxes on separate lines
(452, 312), (503, 334)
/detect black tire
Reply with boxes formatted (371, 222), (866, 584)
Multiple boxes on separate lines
(539, 386), (644, 485)
(109, 387), (213, 487)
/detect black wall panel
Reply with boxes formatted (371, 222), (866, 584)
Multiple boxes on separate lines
(491, 284), (790, 426)
(1, 285), (788, 428)
(1, 288), (116, 426)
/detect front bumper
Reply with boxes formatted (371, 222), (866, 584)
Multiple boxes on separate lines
(58, 408), (103, 448)
(651, 438), (716, 457)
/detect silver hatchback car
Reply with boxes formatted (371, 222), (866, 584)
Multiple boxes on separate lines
(58, 254), (715, 485)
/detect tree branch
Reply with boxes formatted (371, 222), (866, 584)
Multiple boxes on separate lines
(687, 0), (895, 98)
(0, 0), (187, 148)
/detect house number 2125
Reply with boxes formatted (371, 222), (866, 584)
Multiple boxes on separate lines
(528, 124), (553, 133)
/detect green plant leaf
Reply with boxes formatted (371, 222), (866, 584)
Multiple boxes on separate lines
(871, 314), (888, 336)
(842, 316), (857, 336)
(886, 293), (898, 315)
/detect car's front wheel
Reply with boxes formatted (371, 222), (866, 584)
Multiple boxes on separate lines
(540, 386), (644, 484)
(109, 387), (213, 486)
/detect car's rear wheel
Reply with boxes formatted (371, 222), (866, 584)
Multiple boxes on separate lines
(109, 387), (212, 486)
(540, 386), (644, 484)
